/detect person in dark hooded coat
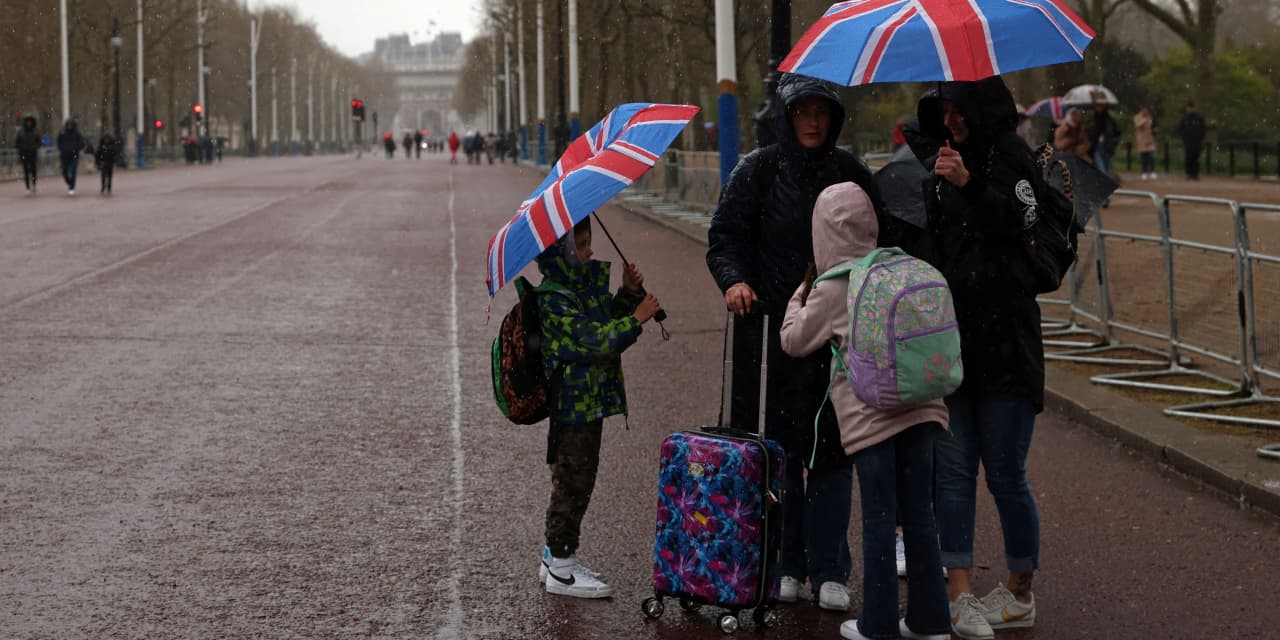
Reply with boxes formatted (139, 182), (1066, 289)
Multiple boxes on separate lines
(912, 75), (1048, 640)
(14, 116), (42, 194)
(94, 133), (120, 195)
(56, 118), (85, 195)
(706, 73), (912, 610)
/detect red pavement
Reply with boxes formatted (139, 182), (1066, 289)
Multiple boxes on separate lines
(0, 154), (1276, 639)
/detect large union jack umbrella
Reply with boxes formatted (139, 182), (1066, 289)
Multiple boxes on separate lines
(485, 103), (699, 296)
(1025, 96), (1065, 120)
(780, 0), (1095, 86)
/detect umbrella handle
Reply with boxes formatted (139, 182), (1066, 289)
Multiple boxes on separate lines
(592, 213), (670, 330)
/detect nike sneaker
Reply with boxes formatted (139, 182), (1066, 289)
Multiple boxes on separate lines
(979, 583), (1036, 629)
(950, 593), (994, 640)
(544, 556), (613, 599)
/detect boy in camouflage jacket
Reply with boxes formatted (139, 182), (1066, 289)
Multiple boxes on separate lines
(536, 217), (662, 599)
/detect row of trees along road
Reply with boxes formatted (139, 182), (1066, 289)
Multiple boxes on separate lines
(0, 0), (399, 150)
(455, 0), (1280, 153)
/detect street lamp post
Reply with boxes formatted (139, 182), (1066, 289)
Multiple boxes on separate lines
(752, 0), (790, 148)
(553, 0), (568, 159)
(136, 0), (146, 168)
(112, 19), (123, 158)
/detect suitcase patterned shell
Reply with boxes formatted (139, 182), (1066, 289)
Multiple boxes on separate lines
(652, 431), (785, 607)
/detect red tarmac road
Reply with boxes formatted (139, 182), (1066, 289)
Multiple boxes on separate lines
(1, 155), (1277, 639)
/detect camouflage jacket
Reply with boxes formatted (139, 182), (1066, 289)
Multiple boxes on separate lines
(536, 245), (644, 425)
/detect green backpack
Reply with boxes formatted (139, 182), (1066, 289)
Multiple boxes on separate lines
(491, 277), (573, 424)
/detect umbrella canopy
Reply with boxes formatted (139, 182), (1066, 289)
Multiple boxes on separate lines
(1046, 150), (1117, 227)
(1061, 83), (1118, 106)
(874, 144), (930, 229)
(485, 103), (699, 296)
(1026, 96), (1066, 120)
(780, 0), (1095, 86)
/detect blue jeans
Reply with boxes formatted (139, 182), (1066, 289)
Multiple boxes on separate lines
(60, 152), (79, 190)
(935, 393), (1040, 573)
(852, 423), (950, 639)
(779, 451), (853, 590)
(1093, 148), (1113, 176)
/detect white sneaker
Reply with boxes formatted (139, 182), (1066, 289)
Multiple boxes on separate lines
(899, 618), (951, 640)
(979, 583), (1036, 629)
(895, 530), (907, 577)
(818, 581), (850, 611)
(544, 556), (613, 599)
(950, 593), (995, 640)
(839, 619), (872, 640)
(778, 575), (802, 603)
(68, 189), (75, 196)
(1151, 172), (1159, 180)
(539, 547), (602, 583)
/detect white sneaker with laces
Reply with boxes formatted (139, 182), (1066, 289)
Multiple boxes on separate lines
(839, 619), (872, 640)
(899, 618), (951, 640)
(979, 583), (1036, 629)
(544, 556), (613, 599)
(817, 581), (850, 611)
(895, 530), (907, 577)
(778, 575), (802, 603)
(950, 593), (994, 640)
(540, 548), (603, 583)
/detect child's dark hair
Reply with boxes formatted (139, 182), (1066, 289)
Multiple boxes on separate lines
(573, 217), (591, 236)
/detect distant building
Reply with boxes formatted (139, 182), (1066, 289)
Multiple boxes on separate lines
(371, 32), (463, 138)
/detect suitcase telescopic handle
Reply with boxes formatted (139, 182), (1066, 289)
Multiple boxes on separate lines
(715, 311), (769, 437)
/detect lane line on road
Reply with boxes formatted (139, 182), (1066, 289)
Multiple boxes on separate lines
(438, 165), (465, 640)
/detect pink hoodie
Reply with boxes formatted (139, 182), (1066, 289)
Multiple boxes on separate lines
(779, 182), (949, 456)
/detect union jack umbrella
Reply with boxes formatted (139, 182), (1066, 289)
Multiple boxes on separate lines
(780, 0), (1095, 86)
(1025, 96), (1065, 120)
(485, 103), (699, 296)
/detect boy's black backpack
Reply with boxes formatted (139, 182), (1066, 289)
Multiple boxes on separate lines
(491, 276), (573, 424)
(1024, 143), (1085, 294)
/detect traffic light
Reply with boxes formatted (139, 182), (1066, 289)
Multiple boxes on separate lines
(192, 104), (203, 122)
(350, 99), (365, 122)
(154, 119), (164, 130)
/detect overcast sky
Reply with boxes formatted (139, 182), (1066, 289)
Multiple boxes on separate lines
(251, 0), (481, 58)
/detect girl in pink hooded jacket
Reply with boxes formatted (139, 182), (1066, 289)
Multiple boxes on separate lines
(780, 182), (950, 640)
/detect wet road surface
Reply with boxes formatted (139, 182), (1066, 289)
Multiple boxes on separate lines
(1, 155), (1277, 639)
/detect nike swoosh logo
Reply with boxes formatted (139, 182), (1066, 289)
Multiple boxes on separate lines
(547, 569), (576, 586)
(1002, 607), (1032, 622)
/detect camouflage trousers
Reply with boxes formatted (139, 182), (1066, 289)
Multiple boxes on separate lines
(545, 419), (603, 558)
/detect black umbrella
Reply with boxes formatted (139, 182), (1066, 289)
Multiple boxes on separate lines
(1043, 150), (1118, 227)
(874, 144), (930, 230)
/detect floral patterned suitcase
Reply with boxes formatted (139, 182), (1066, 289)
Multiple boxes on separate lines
(642, 315), (785, 634)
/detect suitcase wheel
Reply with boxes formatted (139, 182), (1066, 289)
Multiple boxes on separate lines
(718, 613), (740, 634)
(678, 596), (701, 612)
(753, 607), (780, 629)
(641, 596), (664, 619)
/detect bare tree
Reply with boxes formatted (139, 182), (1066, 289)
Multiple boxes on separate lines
(1130, 0), (1223, 105)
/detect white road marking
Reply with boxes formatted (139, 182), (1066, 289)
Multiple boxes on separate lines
(438, 166), (465, 640)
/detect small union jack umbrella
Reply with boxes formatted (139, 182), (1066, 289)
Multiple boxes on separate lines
(780, 0), (1095, 86)
(485, 102), (699, 297)
(1025, 96), (1065, 120)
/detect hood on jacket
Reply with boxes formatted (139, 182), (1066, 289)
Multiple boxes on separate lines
(64, 118), (77, 130)
(775, 73), (846, 156)
(812, 182), (877, 272)
(916, 76), (1018, 153)
(22, 116), (36, 131)
(535, 234), (607, 291)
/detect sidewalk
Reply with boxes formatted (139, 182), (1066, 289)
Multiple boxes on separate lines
(610, 188), (1280, 518)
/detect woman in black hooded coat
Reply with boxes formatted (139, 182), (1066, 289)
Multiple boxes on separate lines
(912, 76), (1049, 639)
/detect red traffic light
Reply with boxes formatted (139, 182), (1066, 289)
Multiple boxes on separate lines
(351, 99), (363, 108)
(154, 119), (164, 129)
(193, 104), (203, 114)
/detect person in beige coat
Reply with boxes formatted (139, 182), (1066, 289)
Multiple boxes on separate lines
(1134, 106), (1158, 180)
(780, 182), (951, 640)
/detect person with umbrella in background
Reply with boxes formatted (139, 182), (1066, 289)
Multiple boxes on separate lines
(706, 73), (913, 613)
(913, 75), (1053, 640)
(1089, 102), (1121, 178)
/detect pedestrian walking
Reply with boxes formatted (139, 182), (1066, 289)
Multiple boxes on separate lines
(535, 217), (662, 599)
(94, 133), (120, 195)
(14, 115), (41, 194)
(402, 133), (413, 160)
(56, 118), (85, 195)
(413, 129), (423, 159)
(448, 131), (461, 164)
(383, 134), (396, 159)
(706, 72), (916, 613)
(1178, 102), (1207, 180)
(485, 131), (498, 164)
(778, 182), (951, 640)
(912, 75), (1052, 640)
(1089, 103), (1121, 176)
(1134, 106), (1158, 180)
